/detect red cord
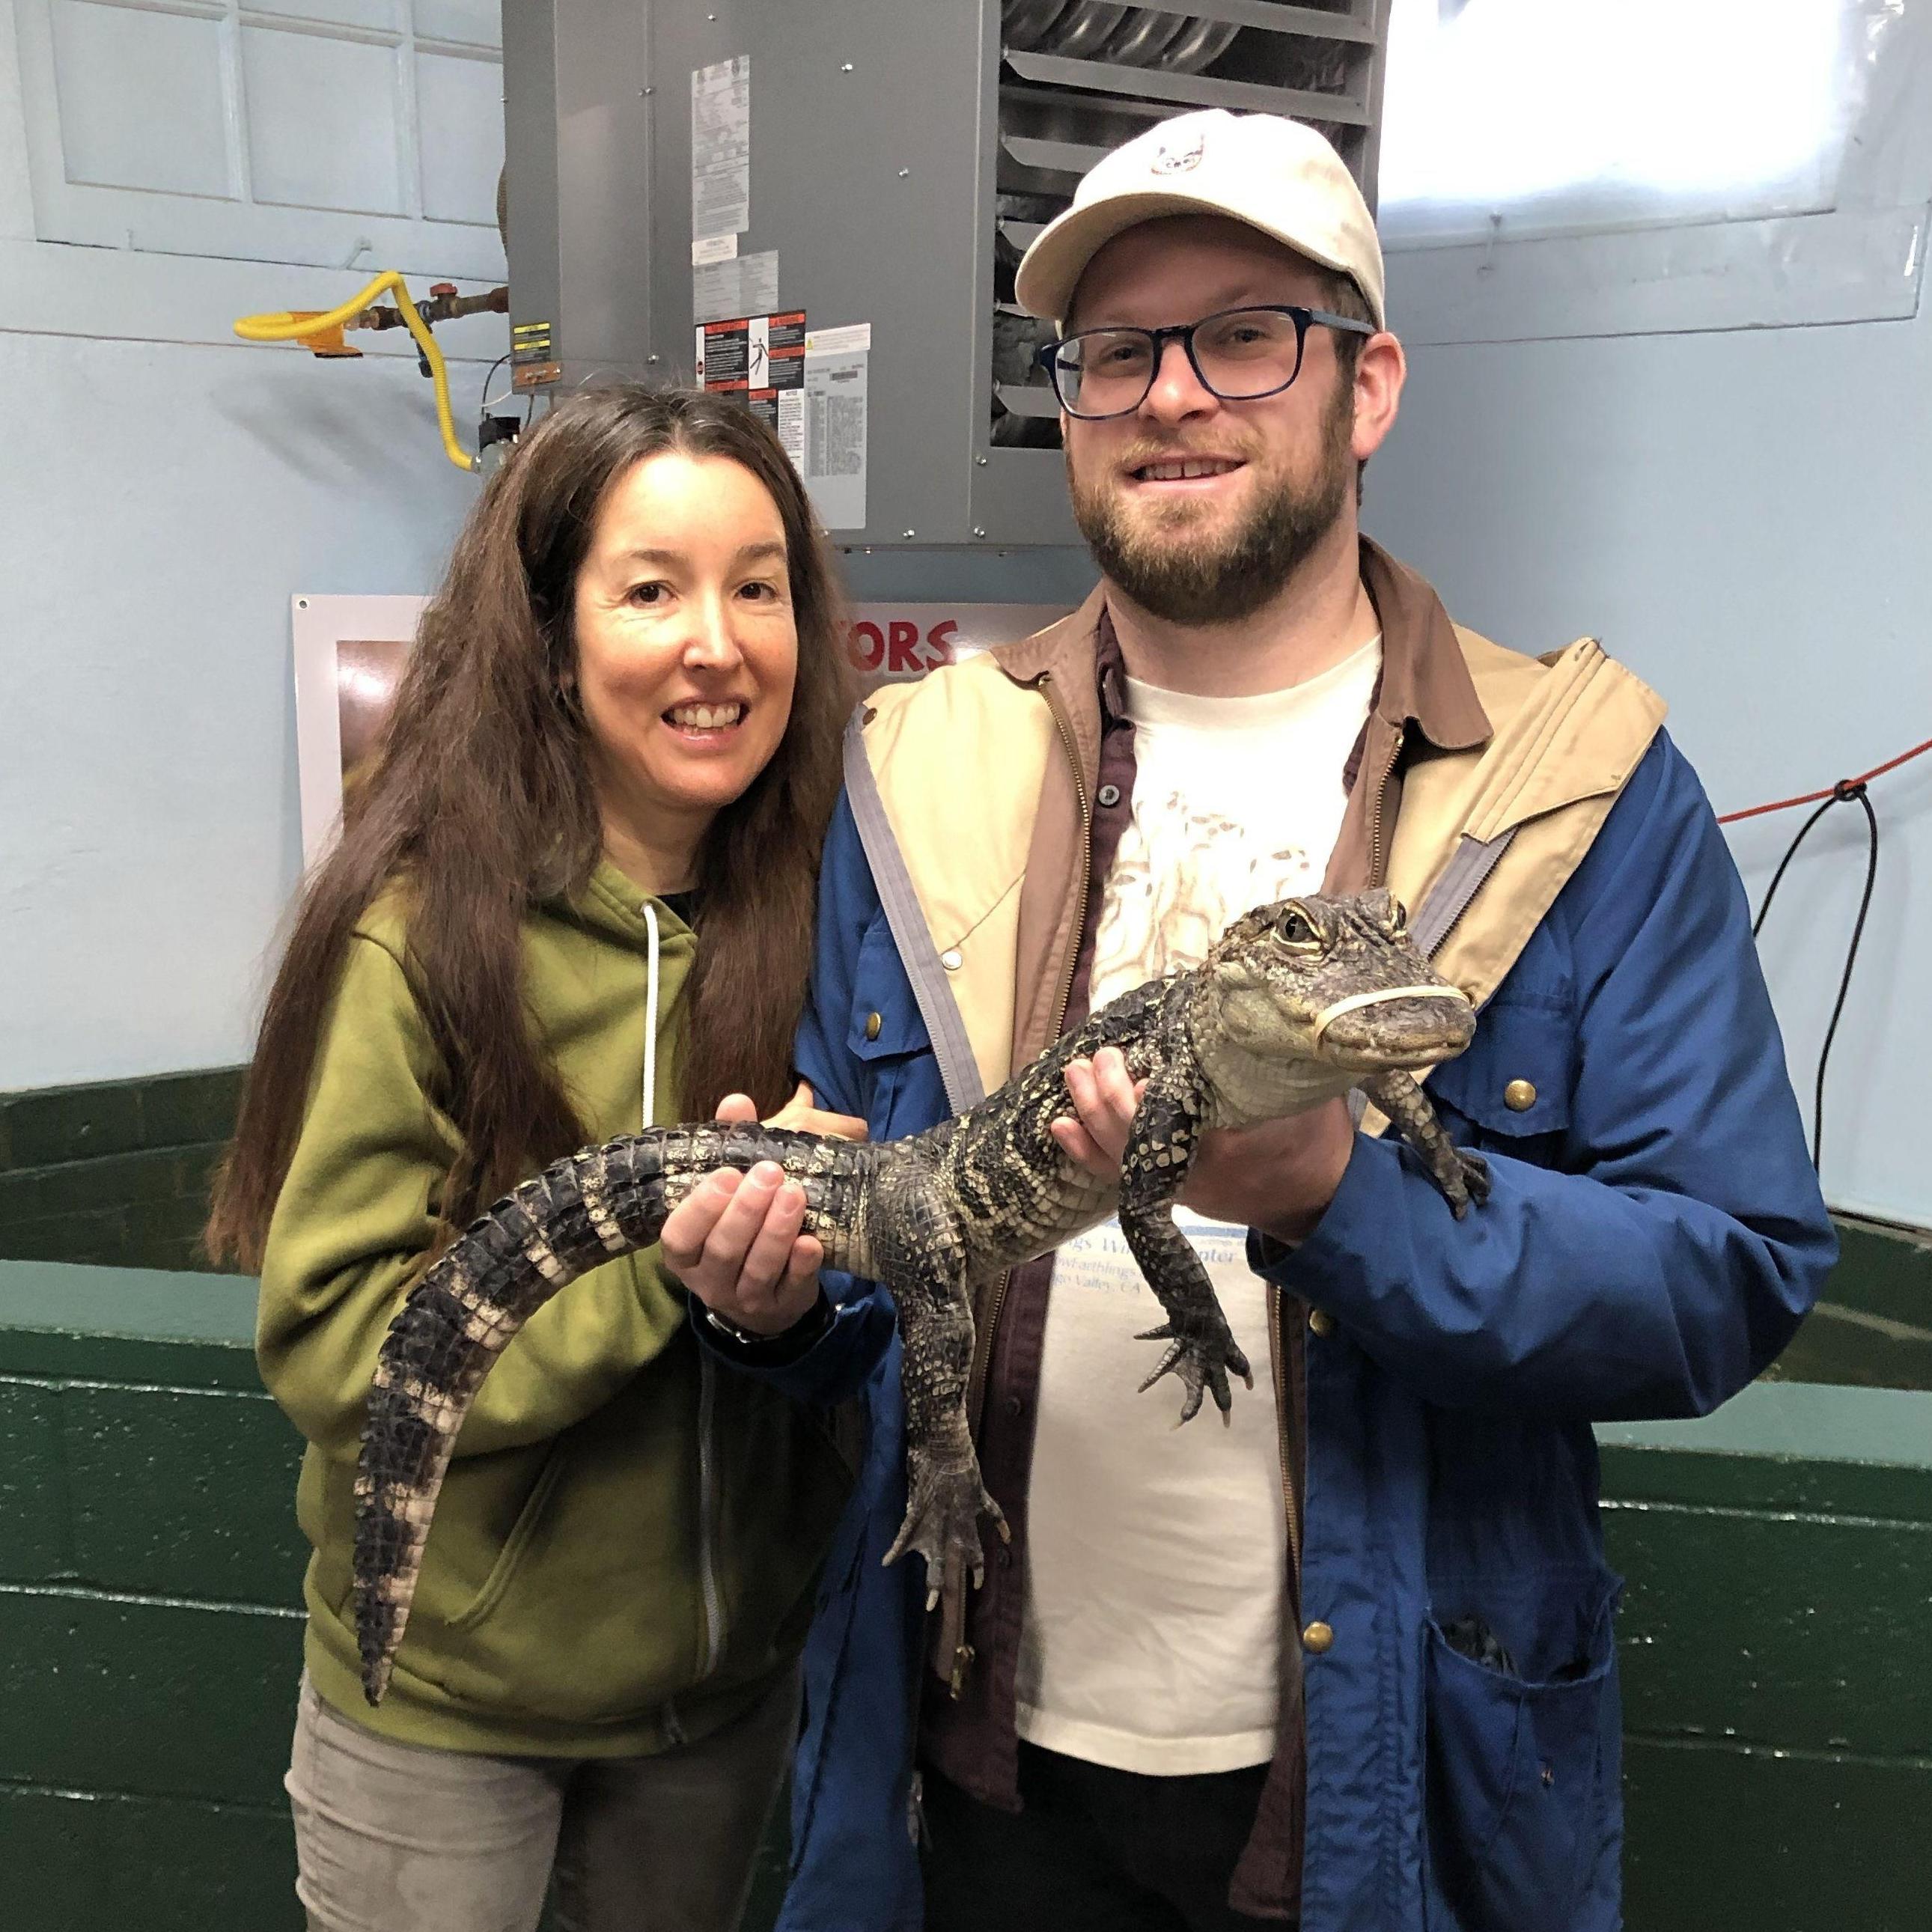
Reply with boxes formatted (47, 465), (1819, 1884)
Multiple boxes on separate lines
(1718, 735), (1932, 824)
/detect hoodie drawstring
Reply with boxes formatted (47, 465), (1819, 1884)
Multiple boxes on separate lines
(642, 899), (660, 1130)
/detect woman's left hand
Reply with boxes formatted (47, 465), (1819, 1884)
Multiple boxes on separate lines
(761, 1081), (869, 1141)
(659, 1087), (865, 1337)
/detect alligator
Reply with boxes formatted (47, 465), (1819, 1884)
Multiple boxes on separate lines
(354, 889), (1489, 1703)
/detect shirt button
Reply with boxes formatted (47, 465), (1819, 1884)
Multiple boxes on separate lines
(1005, 1395), (1025, 1417)
(864, 1011), (883, 1041)
(941, 948), (963, 971)
(1096, 782), (1121, 808)
(1302, 1620), (1335, 1655)
(1308, 1308), (1335, 1338)
(1504, 1079), (1538, 1112)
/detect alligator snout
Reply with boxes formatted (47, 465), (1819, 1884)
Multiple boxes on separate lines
(1314, 987), (1475, 1069)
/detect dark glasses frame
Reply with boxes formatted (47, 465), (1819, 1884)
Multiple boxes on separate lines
(1034, 304), (1377, 419)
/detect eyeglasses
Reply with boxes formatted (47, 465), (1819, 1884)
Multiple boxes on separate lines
(1034, 304), (1377, 420)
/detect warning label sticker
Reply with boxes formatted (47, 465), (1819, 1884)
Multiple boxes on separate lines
(696, 310), (806, 469)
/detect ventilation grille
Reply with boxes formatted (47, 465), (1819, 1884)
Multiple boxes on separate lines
(990, 0), (1389, 450)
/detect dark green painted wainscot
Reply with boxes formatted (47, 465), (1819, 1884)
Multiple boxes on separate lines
(0, 1264), (305, 1930)
(0, 1261), (790, 1932)
(0, 1069), (244, 1275)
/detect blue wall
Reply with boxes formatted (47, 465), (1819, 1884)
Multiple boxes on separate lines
(1366, 279), (1931, 1227)
(0, 0), (506, 1092)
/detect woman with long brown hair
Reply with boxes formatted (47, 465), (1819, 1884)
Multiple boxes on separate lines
(210, 386), (867, 1931)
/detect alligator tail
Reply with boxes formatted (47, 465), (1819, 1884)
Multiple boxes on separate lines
(354, 1127), (770, 1704)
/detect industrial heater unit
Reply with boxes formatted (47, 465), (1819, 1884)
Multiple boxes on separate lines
(503, 1), (1392, 546)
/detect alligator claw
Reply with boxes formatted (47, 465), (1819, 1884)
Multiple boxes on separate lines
(1135, 1320), (1253, 1425)
(884, 1457), (1008, 1609)
(1446, 1148), (1493, 1220)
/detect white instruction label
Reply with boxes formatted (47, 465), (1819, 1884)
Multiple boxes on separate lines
(692, 232), (738, 266)
(776, 388), (805, 470)
(694, 249), (778, 326)
(804, 329), (869, 531)
(691, 56), (750, 239)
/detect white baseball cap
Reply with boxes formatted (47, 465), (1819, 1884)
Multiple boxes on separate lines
(1014, 109), (1386, 331)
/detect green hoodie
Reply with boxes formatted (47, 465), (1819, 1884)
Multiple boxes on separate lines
(256, 859), (853, 1756)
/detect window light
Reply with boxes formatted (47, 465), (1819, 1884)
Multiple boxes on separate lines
(1378, 0), (1865, 246)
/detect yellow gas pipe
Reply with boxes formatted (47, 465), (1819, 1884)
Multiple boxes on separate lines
(234, 269), (478, 473)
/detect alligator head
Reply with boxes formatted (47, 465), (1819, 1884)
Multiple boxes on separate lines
(1189, 889), (1475, 1124)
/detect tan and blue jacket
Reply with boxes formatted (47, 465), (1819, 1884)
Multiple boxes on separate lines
(762, 540), (1834, 1932)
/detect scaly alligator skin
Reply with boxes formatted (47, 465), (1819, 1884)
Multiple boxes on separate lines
(355, 890), (1488, 1703)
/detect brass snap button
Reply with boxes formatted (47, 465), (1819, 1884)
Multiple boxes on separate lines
(1302, 1620), (1335, 1654)
(864, 1011), (883, 1041)
(1503, 1079), (1537, 1112)
(1308, 1308), (1335, 1338)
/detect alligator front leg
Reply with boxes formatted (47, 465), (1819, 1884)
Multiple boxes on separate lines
(1118, 1080), (1252, 1425)
(874, 1191), (1008, 1609)
(1362, 1070), (1491, 1218)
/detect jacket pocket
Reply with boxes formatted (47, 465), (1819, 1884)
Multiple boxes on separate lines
(847, 914), (937, 1134)
(1424, 1570), (1619, 1931)
(442, 1440), (570, 1633)
(1426, 997), (1572, 1148)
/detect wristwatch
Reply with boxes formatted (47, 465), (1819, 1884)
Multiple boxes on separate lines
(699, 1290), (834, 1362)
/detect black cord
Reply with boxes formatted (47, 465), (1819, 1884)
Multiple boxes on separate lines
(1810, 786), (1879, 1174)
(473, 351), (536, 455)
(478, 351), (512, 415)
(1749, 781), (1880, 1171)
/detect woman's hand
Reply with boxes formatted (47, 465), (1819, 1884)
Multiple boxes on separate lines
(659, 1085), (867, 1337)
(761, 1080), (871, 1140)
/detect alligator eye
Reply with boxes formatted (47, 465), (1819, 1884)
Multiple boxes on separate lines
(1388, 899), (1409, 936)
(1274, 906), (1320, 951)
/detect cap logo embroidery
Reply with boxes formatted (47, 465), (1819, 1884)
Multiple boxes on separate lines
(1151, 129), (1205, 174)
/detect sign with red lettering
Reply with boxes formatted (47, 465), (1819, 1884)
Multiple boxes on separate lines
(293, 595), (1079, 865)
(847, 603), (1075, 685)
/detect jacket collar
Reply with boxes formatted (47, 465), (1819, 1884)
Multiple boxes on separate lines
(994, 540), (1493, 755)
(1358, 536), (1491, 752)
(996, 580), (1109, 690)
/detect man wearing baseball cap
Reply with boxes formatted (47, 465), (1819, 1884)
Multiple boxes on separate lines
(724, 109), (1829, 1932)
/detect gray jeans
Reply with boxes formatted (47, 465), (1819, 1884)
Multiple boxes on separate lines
(285, 1670), (797, 1932)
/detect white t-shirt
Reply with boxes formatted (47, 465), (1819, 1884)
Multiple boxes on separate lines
(1015, 636), (1380, 1776)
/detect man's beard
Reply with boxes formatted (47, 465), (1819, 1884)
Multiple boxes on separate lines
(1068, 387), (1355, 627)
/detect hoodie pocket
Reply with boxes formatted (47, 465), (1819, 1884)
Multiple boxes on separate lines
(443, 1441), (570, 1633)
(1424, 1572), (1619, 1931)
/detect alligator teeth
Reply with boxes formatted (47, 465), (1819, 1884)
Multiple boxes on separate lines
(666, 702), (745, 729)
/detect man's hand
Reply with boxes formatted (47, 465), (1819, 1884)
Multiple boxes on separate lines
(1049, 1046), (1353, 1244)
(661, 1085), (868, 1337)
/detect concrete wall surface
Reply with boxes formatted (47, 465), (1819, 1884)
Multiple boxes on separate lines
(0, 0), (507, 1095)
(1370, 213), (1932, 1226)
